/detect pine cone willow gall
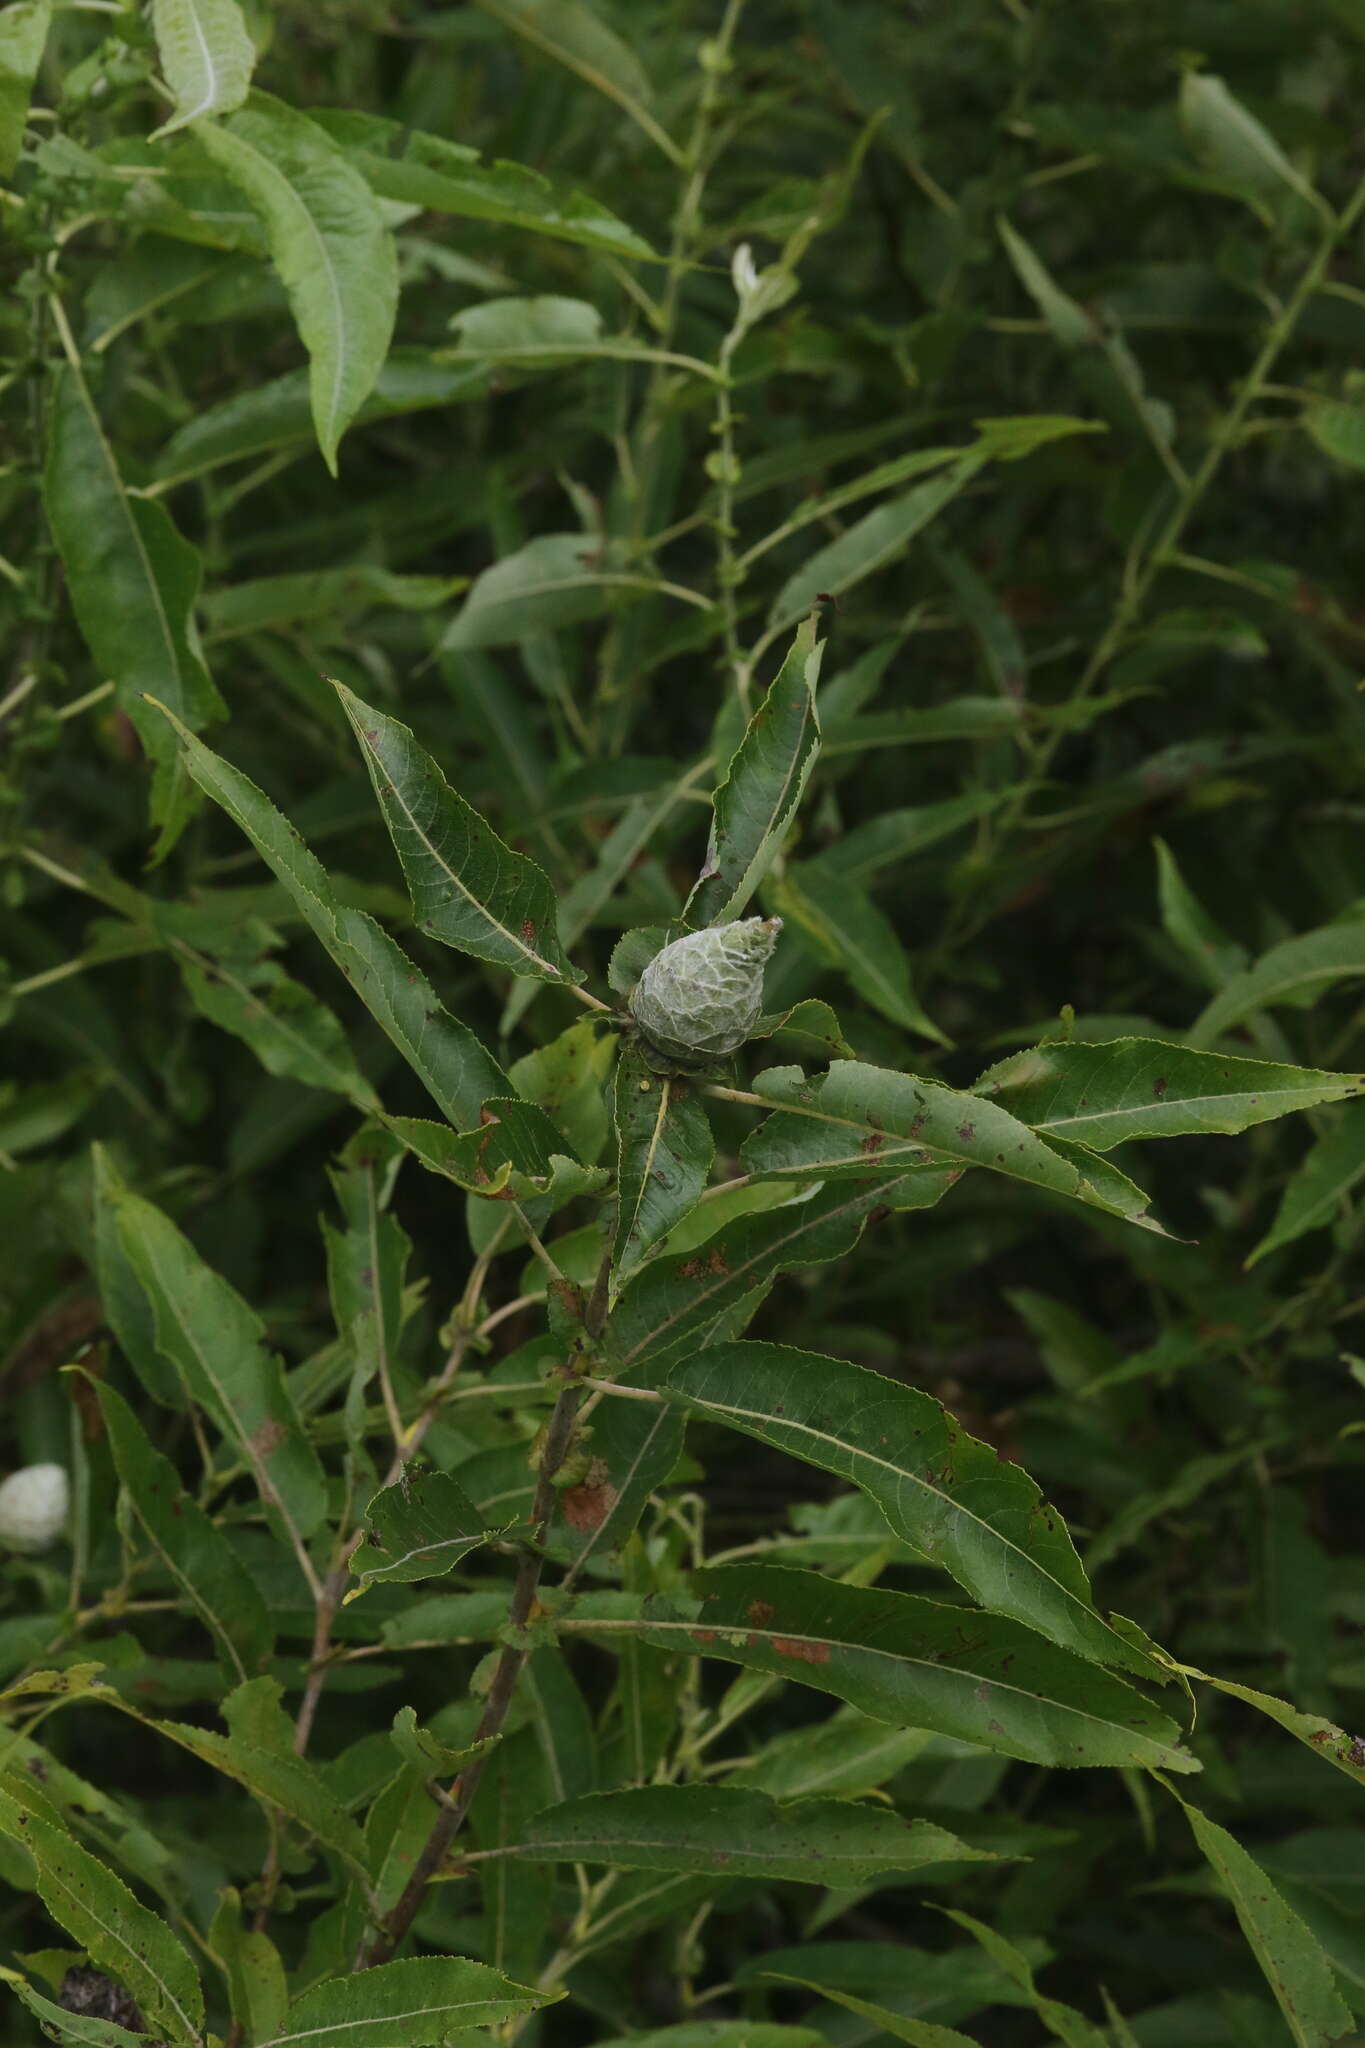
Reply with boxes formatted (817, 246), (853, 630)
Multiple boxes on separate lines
(629, 917), (781, 1068)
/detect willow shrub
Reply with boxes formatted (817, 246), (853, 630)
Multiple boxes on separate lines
(3, 1), (1365, 2043)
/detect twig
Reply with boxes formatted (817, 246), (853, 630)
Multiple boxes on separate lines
(359, 1375), (585, 1966)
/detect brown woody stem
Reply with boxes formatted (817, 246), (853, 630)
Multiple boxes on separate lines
(359, 1374), (585, 1967)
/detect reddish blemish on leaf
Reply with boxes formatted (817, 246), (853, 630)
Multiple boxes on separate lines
(692, 1628), (717, 1646)
(1154, 1076), (1168, 1096)
(767, 1634), (830, 1663)
(561, 1476), (619, 1532)
(746, 1598), (776, 1625)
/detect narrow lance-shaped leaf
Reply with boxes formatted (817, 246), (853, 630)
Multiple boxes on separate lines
(348, 1470), (505, 1591)
(605, 1171), (956, 1380)
(472, 0), (681, 167)
(515, 1784), (995, 1884)
(145, 702), (512, 1126)
(180, 947), (379, 1107)
(150, 0), (255, 136)
(1181, 1667), (1365, 1789)
(748, 1061), (1158, 1228)
(258, 1954), (547, 2048)
(1179, 71), (1323, 218)
(334, 679), (575, 983)
(1173, 1794), (1352, 2048)
(668, 1342), (1162, 1680)
(774, 865), (948, 1045)
(2, 1971), (151, 2048)
(109, 1708), (371, 1882)
(938, 1909), (1109, 2048)
(386, 1098), (583, 1198)
(1188, 921), (1365, 1048)
(687, 615), (824, 926)
(196, 92), (397, 473)
(565, 1564), (1196, 1771)
(104, 1161), (328, 1542)
(763, 1974), (980, 2048)
(769, 455), (987, 629)
(973, 1036), (1362, 1148)
(1248, 1099), (1365, 1265)
(88, 1376), (274, 1687)
(557, 1391), (685, 1576)
(210, 1888), (289, 2048)
(611, 1047), (714, 1284)
(0, 1785), (205, 2047)
(44, 363), (222, 856)
(0, 0), (51, 177)
(314, 109), (655, 259)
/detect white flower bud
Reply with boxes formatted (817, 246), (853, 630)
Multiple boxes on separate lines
(629, 917), (781, 1068)
(0, 1463), (70, 1554)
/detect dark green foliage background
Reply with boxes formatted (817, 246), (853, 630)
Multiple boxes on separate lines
(3, 1), (1365, 2043)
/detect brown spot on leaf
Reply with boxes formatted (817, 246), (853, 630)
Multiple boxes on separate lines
(747, 1599), (776, 1626)
(768, 1635), (830, 1663)
(561, 1462), (619, 1533)
(250, 1419), (288, 1459)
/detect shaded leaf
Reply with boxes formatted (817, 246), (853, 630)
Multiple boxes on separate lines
(611, 1047), (715, 1283)
(763, 1974), (980, 2048)
(605, 1175), (945, 1380)
(774, 866), (947, 1044)
(1175, 1796), (1351, 2048)
(516, 1784), (995, 1883)
(567, 1565), (1196, 1770)
(687, 616), (824, 926)
(1188, 922), (1365, 1047)
(155, 350), (488, 484)
(260, 1954), (546, 2046)
(334, 680), (574, 983)
(103, 1156), (328, 1541)
(181, 950), (378, 1105)
(89, 1377), (274, 1687)
(197, 92), (397, 472)
(139, 1715), (370, 1879)
(0, 1786), (204, 2046)
(938, 1909), (1108, 2048)
(1248, 1100), (1365, 1264)
(769, 456), (986, 629)
(147, 705), (512, 1126)
(44, 362), (221, 855)
(0, 0), (50, 177)
(667, 1342), (1162, 1678)
(1179, 71), (1320, 216)
(473, 0), (680, 165)
(316, 110), (654, 257)
(210, 1889), (289, 2047)
(438, 532), (653, 651)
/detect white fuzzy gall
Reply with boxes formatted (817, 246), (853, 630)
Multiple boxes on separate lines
(0, 1463), (70, 1554)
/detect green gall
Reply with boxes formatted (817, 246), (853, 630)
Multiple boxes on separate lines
(629, 917), (781, 1069)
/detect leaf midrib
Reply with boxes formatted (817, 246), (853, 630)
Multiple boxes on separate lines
(346, 705), (563, 980)
(673, 1372), (1119, 1661)
(566, 1616), (1180, 1761)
